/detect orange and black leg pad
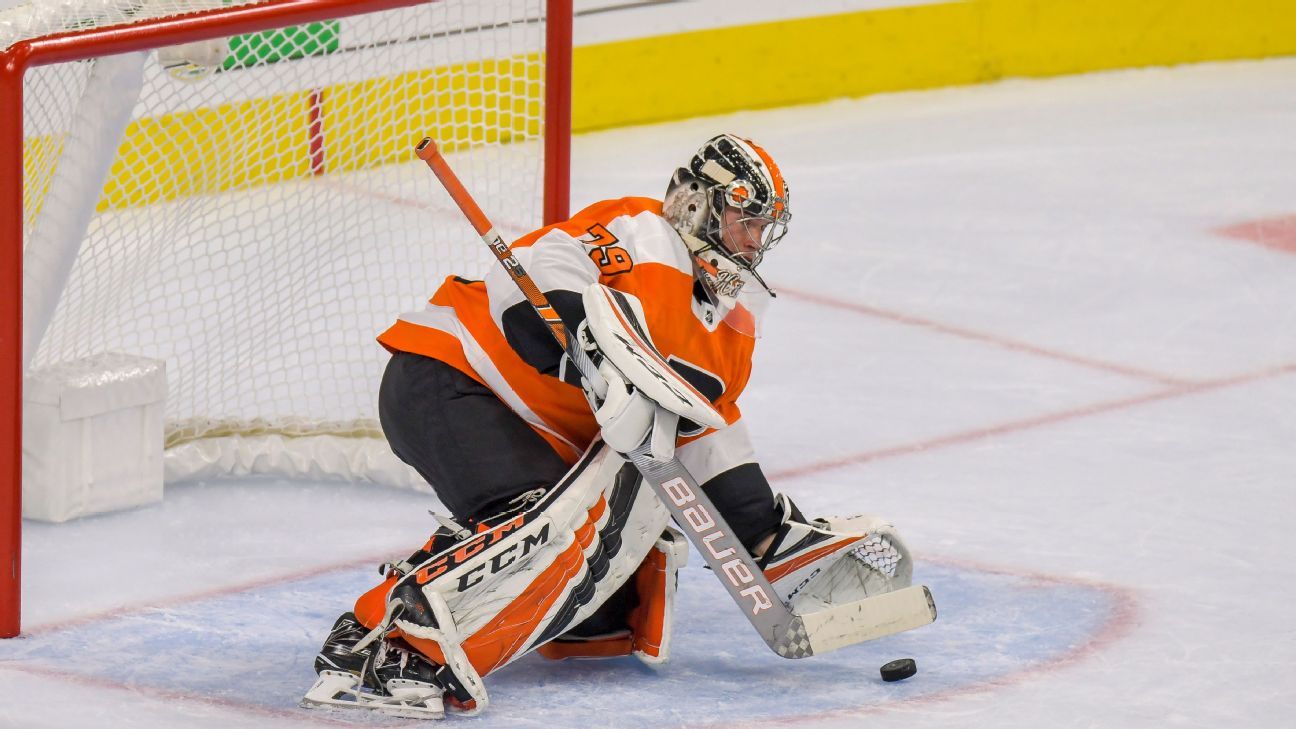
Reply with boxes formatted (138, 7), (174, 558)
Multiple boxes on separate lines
(537, 525), (688, 664)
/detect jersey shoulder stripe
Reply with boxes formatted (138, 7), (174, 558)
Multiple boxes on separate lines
(511, 197), (664, 250)
(491, 198), (692, 320)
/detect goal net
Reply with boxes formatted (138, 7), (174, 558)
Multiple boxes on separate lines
(7, 0), (569, 485)
(2, 0), (570, 634)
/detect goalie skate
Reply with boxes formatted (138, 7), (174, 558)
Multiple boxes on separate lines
(301, 614), (446, 719)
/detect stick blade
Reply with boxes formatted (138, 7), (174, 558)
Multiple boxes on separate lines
(800, 585), (937, 655)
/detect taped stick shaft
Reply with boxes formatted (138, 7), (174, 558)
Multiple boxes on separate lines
(415, 138), (492, 235)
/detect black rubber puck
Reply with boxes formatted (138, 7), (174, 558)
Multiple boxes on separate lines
(879, 658), (917, 682)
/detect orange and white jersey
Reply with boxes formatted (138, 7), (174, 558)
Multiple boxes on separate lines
(378, 197), (764, 484)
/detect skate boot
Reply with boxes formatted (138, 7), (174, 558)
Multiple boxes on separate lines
(311, 611), (369, 676)
(362, 637), (447, 714)
(301, 614), (447, 719)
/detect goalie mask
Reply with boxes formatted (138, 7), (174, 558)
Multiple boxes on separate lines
(663, 134), (790, 308)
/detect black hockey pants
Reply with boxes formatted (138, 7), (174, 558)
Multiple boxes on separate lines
(378, 351), (570, 522)
(379, 351), (781, 550)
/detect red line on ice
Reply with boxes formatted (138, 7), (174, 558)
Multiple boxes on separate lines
(21, 551), (393, 637)
(0, 660), (366, 727)
(5, 551), (408, 726)
(778, 287), (1191, 387)
(769, 360), (1296, 482)
(1214, 213), (1296, 255)
(690, 556), (1140, 729)
(3, 553), (1139, 729)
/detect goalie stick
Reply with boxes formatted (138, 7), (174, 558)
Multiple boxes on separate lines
(415, 138), (936, 657)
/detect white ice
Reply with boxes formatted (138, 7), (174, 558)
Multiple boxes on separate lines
(4, 58), (1296, 728)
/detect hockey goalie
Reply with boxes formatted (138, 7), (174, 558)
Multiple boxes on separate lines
(301, 135), (920, 719)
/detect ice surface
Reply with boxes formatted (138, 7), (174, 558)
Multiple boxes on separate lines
(3, 557), (1129, 727)
(4, 58), (1296, 727)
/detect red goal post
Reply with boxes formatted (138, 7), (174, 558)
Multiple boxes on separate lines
(0, 0), (572, 638)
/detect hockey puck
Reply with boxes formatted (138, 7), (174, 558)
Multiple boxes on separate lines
(879, 658), (917, 682)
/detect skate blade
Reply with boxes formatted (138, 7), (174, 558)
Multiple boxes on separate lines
(300, 671), (446, 720)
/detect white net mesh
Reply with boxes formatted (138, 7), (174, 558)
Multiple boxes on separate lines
(13, 0), (553, 483)
(1, 0), (258, 50)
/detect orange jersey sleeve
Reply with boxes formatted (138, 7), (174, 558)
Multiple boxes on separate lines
(378, 197), (764, 467)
